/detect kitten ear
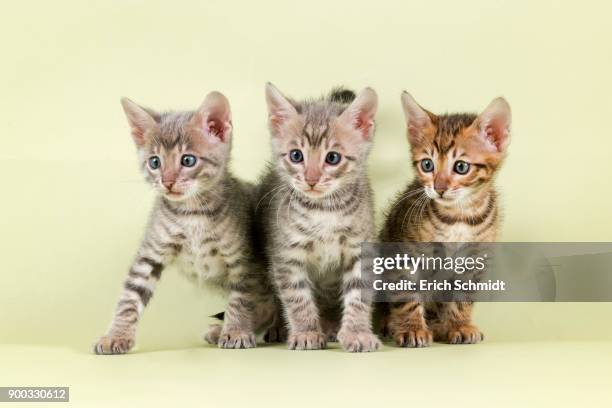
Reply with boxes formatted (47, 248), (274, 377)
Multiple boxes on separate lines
(473, 97), (512, 152)
(121, 97), (158, 147)
(192, 91), (232, 143)
(265, 82), (298, 136)
(401, 91), (436, 145)
(338, 87), (378, 140)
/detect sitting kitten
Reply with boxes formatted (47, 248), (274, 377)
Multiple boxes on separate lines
(256, 83), (382, 352)
(94, 92), (276, 354)
(379, 92), (511, 347)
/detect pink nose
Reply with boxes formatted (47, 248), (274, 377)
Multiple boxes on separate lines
(305, 165), (321, 188)
(434, 178), (448, 197)
(163, 180), (175, 190)
(435, 187), (446, 196)
(306, 181), (317, 188)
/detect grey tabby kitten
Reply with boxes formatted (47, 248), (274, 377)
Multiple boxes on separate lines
(256, 83), (381, 352)
(94, 92), (276, 354)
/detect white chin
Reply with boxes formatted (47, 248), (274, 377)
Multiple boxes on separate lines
(164, 192), (186, 201)
(437, 196), (458, 204)
(302, 189), (325, 198)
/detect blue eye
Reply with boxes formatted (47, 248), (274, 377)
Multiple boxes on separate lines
(420, 158), (434, 173)
(181, 154), (197, 167)
(325, 151), (341, 165)
(148, 156), (161, 170)
(454, 160), (470, 175)
(289, 149), (304, 163)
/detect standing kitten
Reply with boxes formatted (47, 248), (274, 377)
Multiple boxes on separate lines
(256, 83), (381, 352)
(94, 92), (276, 354)
(379, 92), (511, 347)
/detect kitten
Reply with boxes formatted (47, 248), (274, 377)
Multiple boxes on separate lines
(379, 92), (511, 347)
(93, 92), (277, 354)
(256, 83), (382, 352)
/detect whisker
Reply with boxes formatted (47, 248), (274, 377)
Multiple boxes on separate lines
(256, 183), (288, 212)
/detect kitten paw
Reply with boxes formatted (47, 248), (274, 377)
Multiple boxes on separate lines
(218, 330), (257, 349)
(93, 335), (134, 355)
(393, 328), (433, 348)
(204, 324), (222, 345)
(264, 325), (288, 343)
(287, 331), (326, 350)
(337, 330), (382, 352)
(447, 324), (484, 344)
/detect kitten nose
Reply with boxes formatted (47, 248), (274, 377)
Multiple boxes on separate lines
(163, 180), (175, 190)
(305, 165), (321, 189)
(433, 177), (448, 197)
(305, 176), (320, 188)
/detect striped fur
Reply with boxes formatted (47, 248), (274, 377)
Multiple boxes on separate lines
(379, 93), (511, 347)
(94, 93), (277, 354)
(256, 84), (381, 352)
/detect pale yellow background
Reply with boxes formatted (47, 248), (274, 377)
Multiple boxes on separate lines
(1, 1), (611, 407)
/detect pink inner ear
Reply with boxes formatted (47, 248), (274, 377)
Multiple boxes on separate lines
(205, 119), (226, 142)
(407, 124), (422, 137)
(354, 112), (374, 139)
(483, 119), (509, 151)
(129, 124), (148, 146)
(203, 118), (230, 142)
(269, 114), (284, 130)
(131, 128), (145, 142)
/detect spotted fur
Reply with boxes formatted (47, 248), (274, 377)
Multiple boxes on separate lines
(255, 84), (382, 352)
(93, 92), (277, 354)
(379, 92), (512, 347)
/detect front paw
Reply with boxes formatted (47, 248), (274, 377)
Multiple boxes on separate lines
(287, 331), (326, 350)
(218, 330), (257, 349)
(394, 327), (433, 348)
(204, 324), (222, 345)
(93, 334), (134, 355)
(337, 330), (381, 352)
(447, 324), (484, 344)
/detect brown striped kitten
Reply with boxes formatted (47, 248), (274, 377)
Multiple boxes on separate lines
(93, 92), (277, 354)
(379, 92), (511, 347)
(256, 83), (381, 352)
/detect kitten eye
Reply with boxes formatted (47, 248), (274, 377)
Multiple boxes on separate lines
(181, 154), (197, 167)
(454, 160), (470, 175)
(148, 156), (161, 170)
(325, 151), (341, 165)
(289, 149), (304, 163)
(420, 158), (434, 173)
